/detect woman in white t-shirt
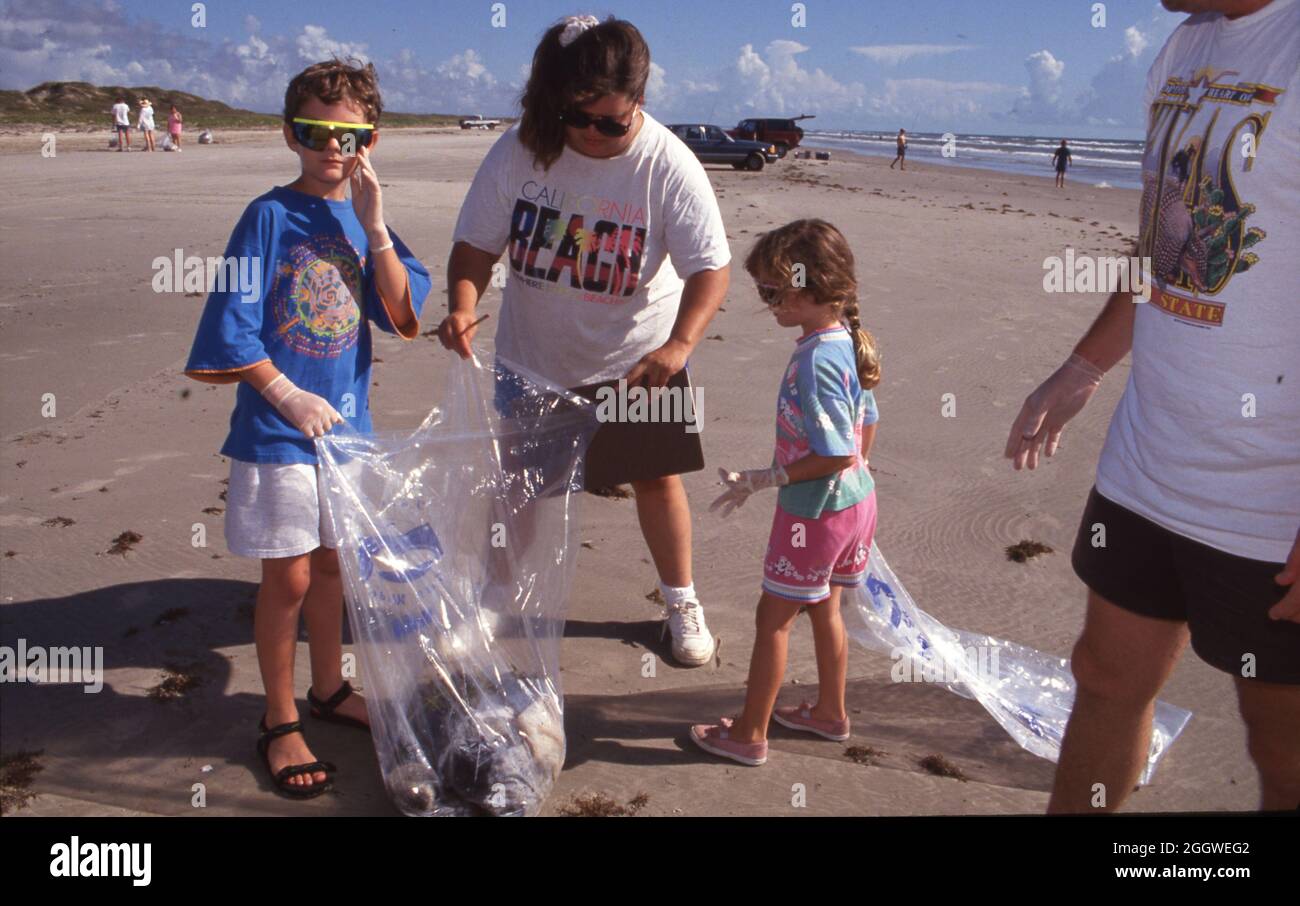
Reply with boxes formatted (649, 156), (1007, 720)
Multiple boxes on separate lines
(438, 15), (732, 667)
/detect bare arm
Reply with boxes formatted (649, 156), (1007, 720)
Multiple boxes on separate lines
(1005, 288), (1135, 470)
(437, 241), (498, 358)
(625, 264), (731, 387)
(860, 422), (878, 460)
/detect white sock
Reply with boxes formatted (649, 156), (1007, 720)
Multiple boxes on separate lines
(659, 582), (696, 606)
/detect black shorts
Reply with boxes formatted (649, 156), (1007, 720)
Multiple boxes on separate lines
(1071, 487), (1300, 684)
(570, 367), (704, 490)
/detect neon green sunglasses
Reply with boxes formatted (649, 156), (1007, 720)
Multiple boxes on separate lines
(290, 117), (376, 152)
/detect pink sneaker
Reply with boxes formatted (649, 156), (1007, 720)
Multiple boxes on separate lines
(772, 702), (850, 741)
(690, 717), (768, 766)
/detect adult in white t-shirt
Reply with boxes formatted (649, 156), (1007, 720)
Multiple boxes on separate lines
(111, 98), (131, 151)
(1006, 0), (1300, 812)
(439, 16), (731, 667)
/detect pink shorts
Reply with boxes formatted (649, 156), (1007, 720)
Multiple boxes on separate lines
(762, 492), (877, 603)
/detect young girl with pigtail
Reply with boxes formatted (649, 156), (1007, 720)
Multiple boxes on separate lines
(692, 219), (881, 766)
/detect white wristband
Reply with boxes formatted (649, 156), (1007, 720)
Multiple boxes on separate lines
(371, 239), (394, 254)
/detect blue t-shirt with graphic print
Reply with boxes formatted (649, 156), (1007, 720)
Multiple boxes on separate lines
(185, 185), (431, 464)
(773, 325), (878, 519)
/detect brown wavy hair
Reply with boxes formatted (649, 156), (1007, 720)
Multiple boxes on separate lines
(518, 17), (650, 171)
(284, 58), (383, 125)
(744, 219), (881, 389)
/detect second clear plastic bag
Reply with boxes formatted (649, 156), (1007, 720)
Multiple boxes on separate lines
(845, 543), (1192, 785)
(317, 356), (599, 816)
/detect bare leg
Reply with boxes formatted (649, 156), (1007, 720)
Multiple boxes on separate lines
(630, 474), (691, 587)
(302, 546), (369, 726)
(806, 586), (849, 722)
(1234, 676), (1300, 810)
(729, 593), (805, 742)
(256, 554), (328, 790)
(1047, 591), (1189, 813)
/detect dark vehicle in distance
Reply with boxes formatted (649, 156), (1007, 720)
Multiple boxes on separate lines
(727, 116), (815, 158)
(667, 123), (778, 171)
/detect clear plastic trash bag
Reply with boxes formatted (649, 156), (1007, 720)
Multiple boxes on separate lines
(317, 356), (599, 815)
(844, 544), (1192, 785)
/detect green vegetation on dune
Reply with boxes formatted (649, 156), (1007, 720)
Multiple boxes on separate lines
(0, 81), (499, 129)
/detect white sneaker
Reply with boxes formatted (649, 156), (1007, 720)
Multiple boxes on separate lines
(663, 598), (715, 667)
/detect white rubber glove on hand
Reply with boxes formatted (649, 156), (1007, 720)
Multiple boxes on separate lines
(709, 465), (790, 518)
(1005, 353), (1104, 471)
(261, 373), (344, 438)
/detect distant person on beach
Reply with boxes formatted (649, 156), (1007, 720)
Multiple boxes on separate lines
(111, 97), (131, 151)
(690, 220), (880, 766)
(1053, 139), (1071, 188)
(1005, 0), (1300, 813)
(889, 128), (907, 170)
(183, 59), (431, 798)
(137, 98), (156, 152)
(168, 104), (183, 151)
(439, 15), (731, 667)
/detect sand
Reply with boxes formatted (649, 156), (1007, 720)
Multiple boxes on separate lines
(0, 127), (1261, 816)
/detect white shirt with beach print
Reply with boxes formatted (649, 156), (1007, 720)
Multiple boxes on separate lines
(452, 111), (731, 388)
(1097, 0), (1300, 562)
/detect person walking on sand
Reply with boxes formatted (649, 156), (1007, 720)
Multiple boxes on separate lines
(438, 15), (731, 667)
(168, 104), (183, 152)
(1053, 139), (1071, 188)
(137, 98), (156, 152)
(111, 96), (131, 151)
(690, 220), (881, 766)
(1005, 0), (1300, 813)
(889, 128), (907, 169)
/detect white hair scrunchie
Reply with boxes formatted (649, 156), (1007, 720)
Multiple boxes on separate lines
(558, 14), (600, 47)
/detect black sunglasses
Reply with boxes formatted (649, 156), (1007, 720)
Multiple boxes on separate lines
(560, 106), (637, 137)
(755, 282), (788, 306)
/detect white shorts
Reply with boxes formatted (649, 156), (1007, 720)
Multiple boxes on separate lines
(224, 460), (339, 559)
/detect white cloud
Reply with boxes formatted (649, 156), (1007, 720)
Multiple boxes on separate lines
(1008, 49), (1069, 122)
(1123, 25), (1148, 58)
(870, 78), (1017, 122)
(850, 43), (971, 66)
(644, 61), (668, 107)
(296, 24), (368, 63)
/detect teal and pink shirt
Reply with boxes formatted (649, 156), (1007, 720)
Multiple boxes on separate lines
(773, 325), (877, 519)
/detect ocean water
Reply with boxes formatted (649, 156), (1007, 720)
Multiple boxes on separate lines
(802, 130), (1143, 190)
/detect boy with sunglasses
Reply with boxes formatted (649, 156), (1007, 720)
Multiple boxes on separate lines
(184, 59), (431, 799)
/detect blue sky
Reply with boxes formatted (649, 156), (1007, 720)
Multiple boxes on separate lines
(1, 0), (1187, 137)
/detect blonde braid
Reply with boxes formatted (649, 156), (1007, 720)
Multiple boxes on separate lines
(841, 298), (881, 390)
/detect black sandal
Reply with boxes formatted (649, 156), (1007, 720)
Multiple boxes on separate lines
(256, 718), (337, 799)
(307, 680), (370, 732)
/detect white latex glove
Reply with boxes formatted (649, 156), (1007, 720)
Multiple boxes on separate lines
(261, 373), (345, 438)
(1005, 353), (1104, 470)
(709, 465), (790, 518)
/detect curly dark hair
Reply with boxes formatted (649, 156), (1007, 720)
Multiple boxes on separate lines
(518, 17), (650, 170)
(284, 57), (383, 125)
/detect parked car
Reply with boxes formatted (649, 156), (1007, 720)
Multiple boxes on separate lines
(459, 115), (500, 130)
(666, 123), (778, 171)
(726, 116), (814, 157)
